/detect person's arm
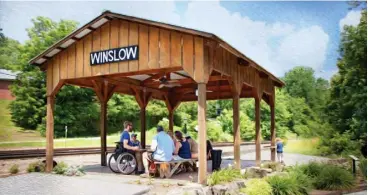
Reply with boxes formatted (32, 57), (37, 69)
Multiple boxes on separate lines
(174, 141), (181, 155)
(123, 139), (137, 151)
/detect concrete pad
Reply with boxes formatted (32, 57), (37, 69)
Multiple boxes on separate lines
(0, 173), (150, 195)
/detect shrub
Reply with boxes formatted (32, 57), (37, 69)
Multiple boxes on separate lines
(289, 170), (313, 195)
(53, 162), (68, 175)
(207, 168), (246, 186)
(266, 175), (300, 195)
(9, 164), (19, 174)
(359, 158), (367, 180)
(241, 179), (272, 195)
(296, 161), (326, 178)
(64, 165), (85, 176)
(314, 166), (355, 190)
(27, 161), (45, 173)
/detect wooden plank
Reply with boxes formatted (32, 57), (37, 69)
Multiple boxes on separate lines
(110, 19), (120, 74)
(67, 44), (76, 79)
(83, 34), (92, 77)
(148, 27), (159, 69)
(119, 20), (129, 73)
(255, 98), (261, 166)
(170, 31), (182, 67)
(182, 34), (194, 78)
(129, 22), (139, 71)
(100, 101), (107, 166)
(60, 50), (67, 79)
(270, 102), (276, 162)
(168, 111), (174, 134)
(233, 94), (240, 169)
(46, 61), (53, 96)
(159, 29), (170, 68)
(194, 37), (204, 83)
(140, 108), (146, 149)
(52, 55), (60, 92)
(138, 24), (149, 70)
(76, 40), (84, 78)
(100, 22), (110, 75)
(92, 28), (101, 76)
(197, 83), (207, 184)
(45, 96), (54, 172)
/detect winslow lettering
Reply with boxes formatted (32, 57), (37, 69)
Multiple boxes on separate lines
(90, 45), (139, 65)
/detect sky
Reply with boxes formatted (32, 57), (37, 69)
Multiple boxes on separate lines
(0, 1), (364, 80)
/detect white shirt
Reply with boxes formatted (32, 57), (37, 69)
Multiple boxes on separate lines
(151, 131), (175, 162)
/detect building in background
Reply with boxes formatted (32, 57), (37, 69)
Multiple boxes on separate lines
(0, 69), (18, 100)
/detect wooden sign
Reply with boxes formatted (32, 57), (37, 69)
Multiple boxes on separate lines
(90, 45), (139, 65)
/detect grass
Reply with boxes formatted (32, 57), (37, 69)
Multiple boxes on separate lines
(0, 130), (158, 149)
(207, 168), (247, 186)
(9, 164), (19, 174)
(284, 138), (321, 156)
(0, 100), (42, 142)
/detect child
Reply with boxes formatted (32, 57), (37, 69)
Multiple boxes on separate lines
(130, 133), (141, 149)
(276, 138), (284, 163)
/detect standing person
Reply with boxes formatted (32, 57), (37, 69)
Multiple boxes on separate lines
(174, 131), (192, 159)
(276, 138), (284, 163)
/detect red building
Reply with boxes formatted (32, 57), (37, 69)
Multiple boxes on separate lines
(0, 69), (18, 100)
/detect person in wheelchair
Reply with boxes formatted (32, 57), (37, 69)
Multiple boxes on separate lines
(120, 121), (144, 174)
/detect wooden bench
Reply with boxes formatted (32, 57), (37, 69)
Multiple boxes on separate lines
(154, 159), (197, 178)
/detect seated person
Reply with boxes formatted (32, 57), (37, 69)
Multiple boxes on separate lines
(174, 131), (192, 159)
(120, 121), (143, 174)
(185, 135), (199, 159)
(130, 133), (141, 149)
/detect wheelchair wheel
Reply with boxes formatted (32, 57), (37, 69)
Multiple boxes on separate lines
(116, 153), (137, 175)
(108, 153), (120, 173)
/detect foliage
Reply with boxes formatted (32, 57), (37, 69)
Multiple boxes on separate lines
(284, 139), (321, 156)
(207, 168), (246, 186)
(261, 161), (282, 172)
(64, 165), (85, 176)
(359, 158), (367, 180)
(0, 36), (21, 70)
(53, 161), (68, 175)
(314, 165), (355, 190)
(27, 161), (45, 173)
(288, 169), (313, 195)
(9, 164), (19, 174)
(266, 175), (300, 195)
(325, 10), (367, 154)
(319, 130), (361, 156)
(241, 179), (272, 195)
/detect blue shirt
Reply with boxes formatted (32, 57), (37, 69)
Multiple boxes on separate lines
(120, 130), (131, 145)
(151, 131), (175, 162)
(277, 142), (283, 153)
(131, 140), (140, 147)
(178, 140), (191, 159)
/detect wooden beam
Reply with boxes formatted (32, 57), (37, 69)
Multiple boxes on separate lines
(197, 83), (207, 184)
(142, 72), (165, 85)
(91, 80), (103, 102)
(104, 78), (168, 96)
(168, 110), (174, 134)
(46, 95), (55, 172)
(255, 97), (261, 166)
(270, 94), (276, 162)
(140, 107), (147, 149)
(233, 94), (240, 169)
(100, 97), (107, 166)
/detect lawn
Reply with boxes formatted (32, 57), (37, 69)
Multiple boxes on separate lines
(284, 138), (321, 156)
(0, 100), (43, 142)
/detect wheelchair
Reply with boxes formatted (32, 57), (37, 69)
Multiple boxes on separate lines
(108, 142), (137, 175)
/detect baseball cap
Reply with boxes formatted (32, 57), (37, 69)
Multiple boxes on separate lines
(131, 133), (137, 137)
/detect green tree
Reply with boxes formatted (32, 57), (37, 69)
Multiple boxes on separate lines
(326, 10), (367, 144)
(0, 35), (21, 70)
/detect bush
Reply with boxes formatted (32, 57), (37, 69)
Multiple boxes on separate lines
(241, 179), (272, 195)
(314, 166), (355, 190)
(207, 168), (246, 186)
(296, 161), (326, 178)
(266, 175), (300, 195)
(261, 161), (282, 172)
(9, 164), (19, 174)
(53, 161), (68, 174)
(27, 161), (45, 173)
(289, 170), (313, 195)
(359, 158), (367, 180)
(64, 165), (85, 176)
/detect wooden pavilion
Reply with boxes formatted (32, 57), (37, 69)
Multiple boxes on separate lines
(30, 11), (284, 184)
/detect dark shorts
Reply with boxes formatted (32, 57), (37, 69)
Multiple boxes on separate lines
(277, 151), (283, 153)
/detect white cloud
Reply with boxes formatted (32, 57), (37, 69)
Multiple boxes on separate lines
(181, 1), (329, 77)
(339, 10), (361, 31)
(2, 1), (330, 78)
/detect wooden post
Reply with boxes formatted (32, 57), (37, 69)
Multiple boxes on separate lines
(100, 100), (107, 166)
(46, 95), (55, 172)
(270, 97), (276, 162)
(255, 97), (261, 166)
(233, 94), (241, 169)
(140, 107), (146, 149)
(168, 110), (174, 134)
(198, 83), (207, 184)
(92, 80), (116, 166)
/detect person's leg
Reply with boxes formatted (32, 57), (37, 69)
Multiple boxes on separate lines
(277, 153), (281, 163)
(191, 153), (198, 159)
(135, 151), (144, 172)
(142, 152), (149, 173)
(280, 153), (284, 163)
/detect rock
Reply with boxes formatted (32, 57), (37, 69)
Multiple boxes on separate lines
(212, 185), (228, 195)
(177, 181), (185, 186)
(230, 180), (246, 189)
(202, 186), (212, 195)
(246, 167), (268, 178)
(264, 168), (273, 173)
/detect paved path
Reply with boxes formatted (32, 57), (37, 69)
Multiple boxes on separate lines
(0, 173), (150, 195)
